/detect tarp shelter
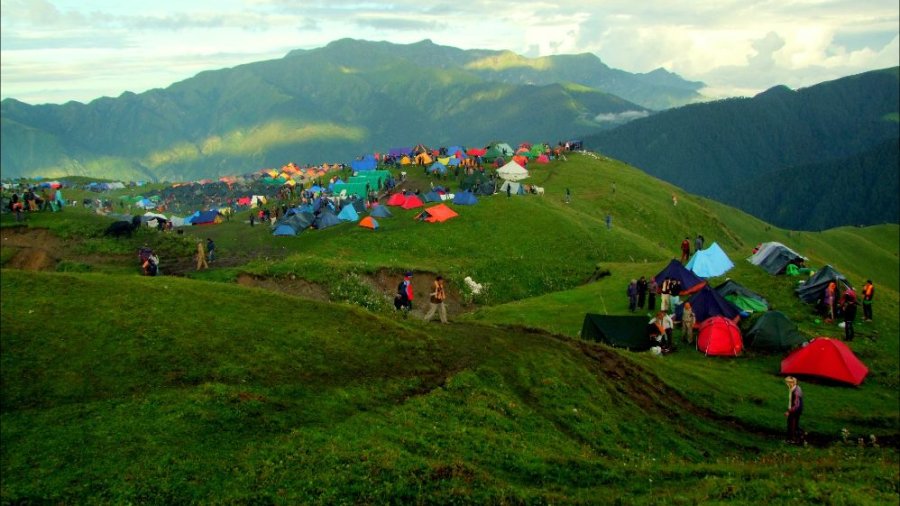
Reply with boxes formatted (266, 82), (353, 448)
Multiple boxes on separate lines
(387, 193), (408, 206)
(499, 181), (525, 195)
(653, 259), (707, 295)
(452, 191), (478, 205)
(687, 286), (742, 323)
(697, 317), (743, 356)
(746, 311), (805, 352)
(337, 205), (360, 222)
(191, 210), (222, 226)
(415, 204), (458, 223)
(686, 242), (734, 278)
(796, 265), (853, 304)
(370, 205), (393, 218)
(780, 337), (869, 385)
(359, 216), (379, 230)
(351, 155), (377, 171)
(715, 279), (769, 313)
(497, 161), (529, 181)
(581, 314), (651, 351)
(748, 242), (805, 275)
(401, 194), (424, 210)
(313, 210), (341, 230)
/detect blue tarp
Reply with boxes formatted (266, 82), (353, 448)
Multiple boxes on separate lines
(686, 242), (734, 278)
(351, 155), (377, 172)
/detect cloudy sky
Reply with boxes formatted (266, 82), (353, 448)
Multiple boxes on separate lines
(2, 0), (898, 105)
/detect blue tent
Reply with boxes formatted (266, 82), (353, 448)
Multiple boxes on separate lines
(447, 157), (462, 166)
(428, 162), (447, 174)
(273, 224), (297, 236)
(314, 210), (341, 229)
(686, 242), (734, 278)
(423, 191), (443, 203)
(370, 205), (393, 218)
(191, 210), (220, 225)
(452, 191), (478, 205)
(351, 155), (377, 171)
(654, 259), (707, 295)
(309, 185), (324, 193)
(337, 205), (360, 222)
(686, 286), (742, 323)
(184, 211), (201, 224)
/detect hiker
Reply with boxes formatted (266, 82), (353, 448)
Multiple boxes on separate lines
(680, 237), (691, 263)
(682, 302), (696, 345)
(565, 188), (571, 203)
(823, 281), (836, 323)
(196, 240), (209, 270)
(647, 277), (658, 312)
(784, 376), (804, 444)
(840, 288), (857, 341)
(660, 277), (674, 312)
(394, 272), (414, 314)
(636, 276), (648, 309)
(424, 275), (449, 324)
(627, 279), (638, 312)
(605, 214), (611, 230)
(694, 234), (705, 253)
(862, 280), (874, 321)
(206, 238), (216, 262)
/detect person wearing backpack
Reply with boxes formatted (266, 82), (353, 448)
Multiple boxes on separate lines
(424, 275), (448, 324)
(394, 272), (413, 315)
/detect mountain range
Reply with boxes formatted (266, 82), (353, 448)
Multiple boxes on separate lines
(585, 67), (900, 230)
(0, 38), (703, 183)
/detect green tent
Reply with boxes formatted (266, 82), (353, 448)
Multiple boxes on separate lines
(745, 311), (806, 352)
(581, 314), (651, 351)
(715, 279), (768, 313)
(484, 142), (514, 162)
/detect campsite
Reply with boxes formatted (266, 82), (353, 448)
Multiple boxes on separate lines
(1, 150), (898, 504)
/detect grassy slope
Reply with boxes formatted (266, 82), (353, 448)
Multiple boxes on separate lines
(1, 153), (898, 503)
(2, 271), (896, 504)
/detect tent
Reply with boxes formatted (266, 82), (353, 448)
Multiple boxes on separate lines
(452, 191), (478, 205)
(715, 279), (769, 313)
(497, 161), (529, 181)
(460, 172), (490, 192)
(415, 204), (458, 223)
(653, 259), (707, 295)
(401, 194), (424, 210)
(484, 142), (514, 161)
(499, 181), (525, 195)
(386, 193), (408, 206)
(350, 155), (377, 172)
(535, 154), (550, 164)
(745, 311), (805, 351)
(370, 205), (393, 218)
(796, 265), (853, 304)
(687, 286), (742, 323)
(313, 210), (341, 230)
(686, 242), (734, 278)
(423, 191), (444, 203)
(780, 337), (869, 385)
(359, 216), (379, 230)
(337, 205), (360, 222)
(748, 242), (805, 275)
(697, 317), (743, 356)
(581, 314), (651, 351)
(429, 162), (448, 174)
(191, 210), (222, 226)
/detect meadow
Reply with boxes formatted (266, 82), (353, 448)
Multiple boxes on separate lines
(1, 152), (897, 504)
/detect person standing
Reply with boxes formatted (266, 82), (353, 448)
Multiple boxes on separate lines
(394, 272), (414, 314)
(627, 279), (638, 312)
(840, 288), (858, 341)
(682, 302), (696, 345)
(660, 277), (673, 312)
(424, 275), (449, 324)
(206, 238), (216, 263)
(605, 214), (611, 230)
(680, 237), (691, 263)
(636, 276), (648, 309)
(862, 280), (874, 321)
(647, 277), (658, 312)
(565, 188), (571, 204)
(196, 240), (209, 270)
(694, 234), (705, 254)
(824, 281), (836, 323)
(784, 376), (804, 444)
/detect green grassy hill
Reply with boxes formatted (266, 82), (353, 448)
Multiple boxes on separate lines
(1, 152), (897, 503)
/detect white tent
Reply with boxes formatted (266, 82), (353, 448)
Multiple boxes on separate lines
(497, 161), (529, 181)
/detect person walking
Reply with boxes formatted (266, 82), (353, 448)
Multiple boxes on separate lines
(862, 280), (874, 321)
(680, 237), (691, 263)
(424, 275), (449, 324)
(394, 272), (414, 315)
(682, 302), (696, 345)
(840, 288), (858, 341)
(784, 376), (804, 444)
(206, 238), (216, 263)
(196, 240), (209, 270)
(605, 214), (612, 230)
(565, 188), (571, 204)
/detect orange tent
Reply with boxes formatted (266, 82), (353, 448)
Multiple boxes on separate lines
(416, 204), (458, 223)
(359, 216), (379, 230)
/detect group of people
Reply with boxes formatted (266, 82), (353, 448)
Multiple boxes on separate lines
(394, 272), (449, 324)
(822, 279), (875, 341)
(626, 276), (695, 353)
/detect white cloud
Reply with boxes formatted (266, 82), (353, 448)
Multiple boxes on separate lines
(1, 0), (897, 104)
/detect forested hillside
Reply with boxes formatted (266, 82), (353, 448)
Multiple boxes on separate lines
(585, 67), (900, 230)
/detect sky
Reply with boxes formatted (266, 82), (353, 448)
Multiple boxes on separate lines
(2, 0), (898, 105)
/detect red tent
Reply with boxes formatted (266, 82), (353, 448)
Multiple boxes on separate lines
(697, 316), (743, 356)
(535, 154), (550, 164)
(780, 337), (869, 386)
(467, 147), (487, 156)
(401, 194), (424, 210)
(386, 193), (407, 206)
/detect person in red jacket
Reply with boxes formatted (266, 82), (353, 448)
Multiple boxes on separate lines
(680, 237), (691, 263)
(394, 272), (414, 315)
